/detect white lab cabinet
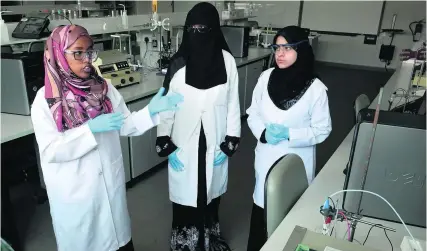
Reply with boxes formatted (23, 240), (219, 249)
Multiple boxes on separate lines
(128, 98), (152, 178)
(120, 137), (131, 183)
(244, 60), (264, 111)
(128, 96), (166, 178)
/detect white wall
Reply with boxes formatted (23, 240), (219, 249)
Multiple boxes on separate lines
(314, 1), (426, 69)
(248, 1), (300, 28)
(173, 1), (202, 13)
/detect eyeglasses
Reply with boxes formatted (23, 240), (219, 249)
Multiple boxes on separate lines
(64, 50), (98, 61)
(271, 40), (308, 53)
(186, 24), (212, 33)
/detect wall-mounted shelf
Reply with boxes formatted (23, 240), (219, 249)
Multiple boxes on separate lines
(221, 15), (256, 21)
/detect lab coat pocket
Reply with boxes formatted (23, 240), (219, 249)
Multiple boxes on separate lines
(169, 148), (187, 171)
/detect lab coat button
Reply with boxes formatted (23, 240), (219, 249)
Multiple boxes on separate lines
(99, 171), (103, 175)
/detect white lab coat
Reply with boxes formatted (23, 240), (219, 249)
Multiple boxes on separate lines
(247, 68), (332, 208)
(31, 83), (159, 251)
(157, 50), (241, 207)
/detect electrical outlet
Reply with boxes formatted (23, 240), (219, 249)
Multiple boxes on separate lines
(401, 236), (426, 251)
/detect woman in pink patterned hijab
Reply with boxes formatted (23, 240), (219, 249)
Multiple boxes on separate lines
(44, 24), (113, 132)
(32, 24), (184, 251)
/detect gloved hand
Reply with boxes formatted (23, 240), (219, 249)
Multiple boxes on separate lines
(213, 151), (227, 166)
(148, 87), (184, 116)
(168, 149), (184, 171)
(265, 126), (282, 145)
(268, 123), (290, 140)
(88, 113), (124, 133)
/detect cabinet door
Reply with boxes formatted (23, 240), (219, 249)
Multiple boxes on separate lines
(120, 136), (131, 183)
(244, 60), (264, 110)
(128, 98), (152, 178)
(237, 66), (247, 116)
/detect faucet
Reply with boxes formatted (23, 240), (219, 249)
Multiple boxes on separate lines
(118, 4), (126, 16)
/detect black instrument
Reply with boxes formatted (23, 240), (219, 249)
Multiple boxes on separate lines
(12, 15), (50, 39)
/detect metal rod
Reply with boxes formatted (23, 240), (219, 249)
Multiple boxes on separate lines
(352, 218), (396, 232)
(356, 87), (384, 215)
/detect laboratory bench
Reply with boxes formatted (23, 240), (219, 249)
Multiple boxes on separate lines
(260, 60), (426, 251)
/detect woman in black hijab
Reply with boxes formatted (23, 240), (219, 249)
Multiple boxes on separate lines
(156, 2), (241, 251)
(246, 26), (332, 250)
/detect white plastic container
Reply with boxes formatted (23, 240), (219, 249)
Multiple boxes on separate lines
(0, 11), (10, 44)
(121, 9), (128, 29)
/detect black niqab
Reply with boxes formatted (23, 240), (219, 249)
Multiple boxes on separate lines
(268, 26), (316, 109)
(171, 2), (231, 90)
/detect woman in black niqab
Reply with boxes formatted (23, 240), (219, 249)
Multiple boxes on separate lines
(158, 2), (235, 251)
(163, 2), (231, 91)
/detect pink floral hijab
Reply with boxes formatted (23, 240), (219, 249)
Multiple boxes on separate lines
(44, 25), (113, 132)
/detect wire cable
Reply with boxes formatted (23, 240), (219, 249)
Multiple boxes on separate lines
(362, 224), (394, 251)
(329, 197), (340, 238)
(384, 228), (394, 251)
(328, 196), (336, 209)
(362, 224), (383, 245)
(354, 239), (363, 245)
(338, 211), (351, 241)
(329, 189), (422, 251)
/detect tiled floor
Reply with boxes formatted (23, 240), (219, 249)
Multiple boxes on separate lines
(12, 64), (391, 251)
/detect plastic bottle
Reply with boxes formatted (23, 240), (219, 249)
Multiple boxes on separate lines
(0, 11), (10, 44)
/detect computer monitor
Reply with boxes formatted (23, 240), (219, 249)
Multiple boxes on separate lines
(343, 109), (426, 228)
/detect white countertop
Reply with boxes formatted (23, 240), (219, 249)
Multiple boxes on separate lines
(261, 61), (426, 251)
(1, 48), (271, 144)
(235, 47), (271, 67)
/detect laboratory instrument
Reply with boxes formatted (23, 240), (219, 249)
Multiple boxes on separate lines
(111, 33), (132, 56)
(150, 0), (171, 74)
(92, 50), (141, 88)
(343, 108), (426, 228)
(11, 13), (50, 39)
(322, 189), (423, 251)
(392, 55), (426, 113)
(221, 26), (249, 58)
(1, 51), (45, 115)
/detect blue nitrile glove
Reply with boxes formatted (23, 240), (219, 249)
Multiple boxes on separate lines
(148, 87), (184, 116)
(88, 113), (124, 133)
(268, 123), (290, 140)
(168, 149), (184, 171)
(265, 126), (282, 145)
(214, 151), (227, 166)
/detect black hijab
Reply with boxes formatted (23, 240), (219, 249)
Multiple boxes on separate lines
(268, 26), (316, 109)
(164, 2), (231, 90)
